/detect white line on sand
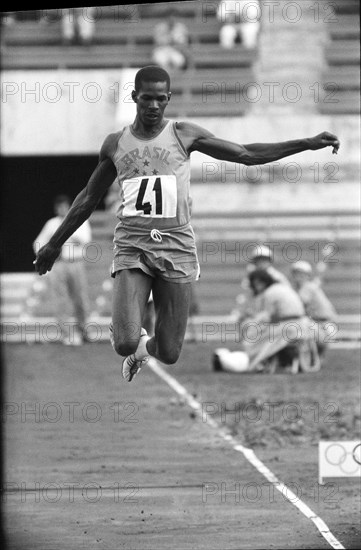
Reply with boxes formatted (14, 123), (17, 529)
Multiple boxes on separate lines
(148, 358), (345, 550)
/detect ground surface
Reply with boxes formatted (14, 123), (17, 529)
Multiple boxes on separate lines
(2, 341), (361, 550)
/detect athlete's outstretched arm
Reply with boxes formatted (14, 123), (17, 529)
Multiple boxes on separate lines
(177, 122), (340, 165)
(34, 135), (118, 275)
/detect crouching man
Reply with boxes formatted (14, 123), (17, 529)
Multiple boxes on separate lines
(213, 269), (317, 373)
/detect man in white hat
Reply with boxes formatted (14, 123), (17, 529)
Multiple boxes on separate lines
(249, 245), (290, 285)
(232, 244), (289, 323)
(290, 261), (337, 360)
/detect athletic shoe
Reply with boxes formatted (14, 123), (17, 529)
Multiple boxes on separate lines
(122, 355), (148, 382)
(110, 324), (150, 381)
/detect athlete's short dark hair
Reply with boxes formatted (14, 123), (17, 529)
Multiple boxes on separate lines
(249, 268), (276, 295)
(134, 65), (171, 92)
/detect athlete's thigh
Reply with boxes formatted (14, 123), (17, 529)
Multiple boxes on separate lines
(112, 269), (153, 341)
(152, 278), (191, 343)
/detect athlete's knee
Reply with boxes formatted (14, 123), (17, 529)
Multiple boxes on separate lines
(113, 341), (138, 357)
(157, 342), (182, 365)
(111, 322), (140, 357)
(111, 330), (138, 357)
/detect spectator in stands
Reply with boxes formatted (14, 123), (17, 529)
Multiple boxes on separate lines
(290, 261), (337, 360)
(151, 8), (190, 71)
(61, 7), (96, 46)
(231, 244), (289, 323)
(217, 0), (261, 49)
(33, 195), (92, 345)
(313, 244), (334, 288)
(250, 245), (290, 284)
(1, 12), (17, 26)
(213, 268), (314, 373)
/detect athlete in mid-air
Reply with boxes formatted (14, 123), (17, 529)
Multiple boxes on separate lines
(34, 65), (340, 382)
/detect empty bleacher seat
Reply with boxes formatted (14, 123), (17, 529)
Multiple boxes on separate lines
(320, 1), (360, 115)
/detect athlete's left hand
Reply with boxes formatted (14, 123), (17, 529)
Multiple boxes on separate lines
(308, 132), (340, 154)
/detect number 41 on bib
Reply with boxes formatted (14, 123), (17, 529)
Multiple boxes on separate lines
(122, 175), (177, 218)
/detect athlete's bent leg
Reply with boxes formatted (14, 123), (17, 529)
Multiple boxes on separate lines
(112, 269), (153, 357)
(147, 278), (192, 365)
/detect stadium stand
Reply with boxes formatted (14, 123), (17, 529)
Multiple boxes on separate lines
(3, 2), (358, 114)
(320, 0), (360, 114)
(0, 5), (256, 116)
(1, 2), (359, 343)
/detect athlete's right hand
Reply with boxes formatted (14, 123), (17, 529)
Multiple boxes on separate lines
(33, 243), (61, 275)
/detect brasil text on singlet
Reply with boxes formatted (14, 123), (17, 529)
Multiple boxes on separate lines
(110, 120), (191, 231)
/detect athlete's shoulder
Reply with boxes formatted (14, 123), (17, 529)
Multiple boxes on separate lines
(174, 121), (215, 153)
(175, 121), (214, 138)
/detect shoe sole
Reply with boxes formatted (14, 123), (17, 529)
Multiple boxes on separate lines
(127, 365), (141, 382)
(122, 358), (144, 382)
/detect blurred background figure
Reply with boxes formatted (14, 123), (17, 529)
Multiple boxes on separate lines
(61, 7), (96, 46)
(151, 8), (190, 71)
(214, 268), (318, 373)
(217, 0), (261, 49)
(313, 244), (335, 287)
(231, 244), (289, 323)
(290, 261), (337, 361)
(1, 12), (17, 26)
(249, 244), (290, 284)
(33, 195), (92, 345)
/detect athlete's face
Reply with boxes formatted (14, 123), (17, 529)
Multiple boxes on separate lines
(132, 80), (171, 126)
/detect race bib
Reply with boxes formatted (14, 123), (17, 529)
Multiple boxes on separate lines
(122, 175), (177, 218)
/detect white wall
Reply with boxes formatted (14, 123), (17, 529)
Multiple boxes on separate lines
(1, 69), (138, 154)
(1, 69), (359, 213)
(1, 69), (359, 166)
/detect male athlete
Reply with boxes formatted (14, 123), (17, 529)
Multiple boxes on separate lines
(34, 65), (340, 382)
